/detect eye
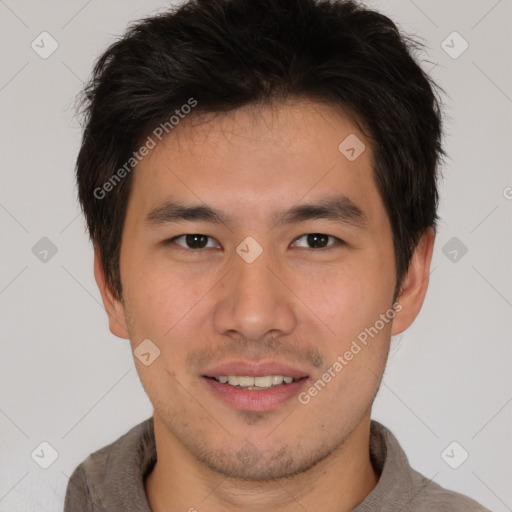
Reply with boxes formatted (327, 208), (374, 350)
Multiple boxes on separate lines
(291, 233), (342, 249)
(168, 234), (220, 250)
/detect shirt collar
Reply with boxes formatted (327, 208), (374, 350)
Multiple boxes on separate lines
(91, 417), (416, 511)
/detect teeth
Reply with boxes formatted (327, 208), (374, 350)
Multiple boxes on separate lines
(255, 376), (273, 387)
(213, 375), (298, 389)
(237, 376), (253, 387)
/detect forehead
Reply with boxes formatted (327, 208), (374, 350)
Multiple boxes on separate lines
(127, 98), (383, 226)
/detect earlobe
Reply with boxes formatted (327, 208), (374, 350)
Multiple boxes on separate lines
(93, 245), (130, 339)
(391, 227), (435, 336)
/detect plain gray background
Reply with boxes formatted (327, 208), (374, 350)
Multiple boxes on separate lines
(0, 0), (511, 510)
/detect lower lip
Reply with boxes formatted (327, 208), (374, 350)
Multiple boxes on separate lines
(203, 377), (309, 412)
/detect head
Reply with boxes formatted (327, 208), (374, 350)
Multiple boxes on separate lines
(77, 0), (444, 480)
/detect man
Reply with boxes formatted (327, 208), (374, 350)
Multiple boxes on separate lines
(64, 0), (491, 510)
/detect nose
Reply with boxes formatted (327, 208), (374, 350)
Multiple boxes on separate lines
(212, 246), (298, 343)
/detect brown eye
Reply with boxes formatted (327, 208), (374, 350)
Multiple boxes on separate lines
(292, 233), (341, 249)
(169, 234), (219, 249)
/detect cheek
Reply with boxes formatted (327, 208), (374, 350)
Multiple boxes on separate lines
(124, 255), (200, 327)
(293, 255), (394, 338)
(123, 268), (195, 389)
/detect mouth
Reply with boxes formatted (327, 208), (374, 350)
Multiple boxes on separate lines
(205, 374), (305, 390)
(201, 361), (310, 412)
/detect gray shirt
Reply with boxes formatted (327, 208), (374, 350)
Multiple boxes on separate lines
(64, 417), (491, 511)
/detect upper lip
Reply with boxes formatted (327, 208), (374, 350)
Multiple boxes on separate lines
(203, 360), (310, 379)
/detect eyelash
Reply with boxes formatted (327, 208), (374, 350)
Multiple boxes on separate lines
(165, 233), (345, 251)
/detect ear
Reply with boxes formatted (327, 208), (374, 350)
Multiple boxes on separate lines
(93, 245), (130, 339)
(391, 227), (435, 335)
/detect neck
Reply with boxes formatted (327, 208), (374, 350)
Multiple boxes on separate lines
(145, 413), (378, 512)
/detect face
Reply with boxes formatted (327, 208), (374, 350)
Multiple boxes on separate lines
(97, 98), (431, 480)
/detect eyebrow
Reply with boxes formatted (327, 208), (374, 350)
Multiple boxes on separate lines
(145, 195), (367, 230)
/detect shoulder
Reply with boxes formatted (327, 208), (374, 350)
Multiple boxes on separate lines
(407, 468), (492, 512)
(365, 421), (492, 512)
(63, 441), (113, 511)
(63, 417), (155, 512)
(64, 463), (91, 511)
